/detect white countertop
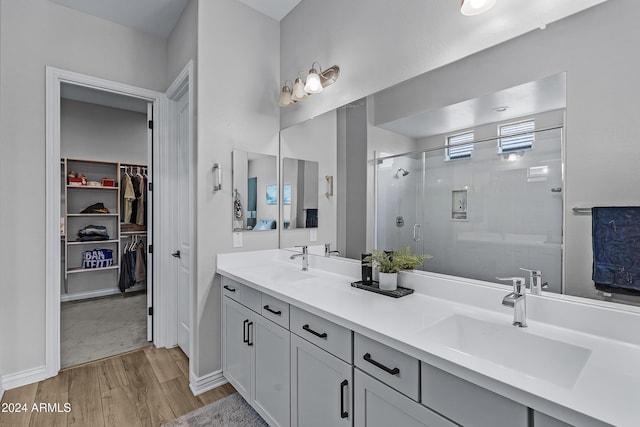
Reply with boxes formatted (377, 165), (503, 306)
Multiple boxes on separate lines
(217, 249), (640, 427)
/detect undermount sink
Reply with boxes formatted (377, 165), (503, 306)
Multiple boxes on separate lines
(250, 265), (316, 283)
(421, 314), (591, 388)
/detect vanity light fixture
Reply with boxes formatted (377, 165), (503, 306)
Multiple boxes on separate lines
(304, 62), (323, 94)
(291, 73), (309, 102)
(280, 63), (340, 107)
(460, 0), (496, 16)
(279, 80), (295, 107)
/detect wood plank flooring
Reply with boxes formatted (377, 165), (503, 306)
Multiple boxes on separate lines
(0, 346), (235, 427)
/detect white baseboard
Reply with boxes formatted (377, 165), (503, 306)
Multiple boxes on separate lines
(189, 369), (227, 396)
(2, 365), (48, 391)
(60, 284), (146, 302)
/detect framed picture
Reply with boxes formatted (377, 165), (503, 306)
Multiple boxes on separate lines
(266, 184), (277, 205)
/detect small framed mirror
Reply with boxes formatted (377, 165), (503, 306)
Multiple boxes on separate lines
(282, 157), (319, 230)
(232, 150), (278, 231)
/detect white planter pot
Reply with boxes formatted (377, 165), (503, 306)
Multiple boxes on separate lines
(378, 272), (398, 291)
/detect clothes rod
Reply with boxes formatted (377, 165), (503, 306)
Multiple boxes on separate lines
(572, 207), (592, 215)
(375, 124), (564, 162)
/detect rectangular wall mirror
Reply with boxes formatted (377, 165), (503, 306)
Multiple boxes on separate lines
(282, 157), (319, 230)
(232, 150), (278, 231)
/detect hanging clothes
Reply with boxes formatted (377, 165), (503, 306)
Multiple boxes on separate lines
(130, 173), (141, 224)
(121, 172), (136, 223)
(135, 244), (146, 282)
(135, 171), (145, 226)
(118, 235), (146, 293)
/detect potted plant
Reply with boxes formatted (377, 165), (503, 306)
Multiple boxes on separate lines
(364, 246), (431, 290)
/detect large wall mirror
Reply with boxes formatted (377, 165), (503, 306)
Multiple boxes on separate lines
(278, 3), (640, 309)
(232, 150), (278, 231)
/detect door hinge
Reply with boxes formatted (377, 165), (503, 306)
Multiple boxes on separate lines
(148, 182), (153, 192)
(148, 245), (153, 254)
(148, 307), (153, 316)
(148, 120), (153, 129)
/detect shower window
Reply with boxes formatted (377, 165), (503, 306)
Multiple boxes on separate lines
(498, 119), (535, 153)
(446, 131), (474, 160)
(376, 126), (563, 293)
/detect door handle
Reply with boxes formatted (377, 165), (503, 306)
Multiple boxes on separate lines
(263, 305), (282, 316)
(243, 319), (249, 343)
(340, 379), (349, 419)
(247, 321), (254, 346)
(171, 250), (181, 258)
(302, 324), (328, 339)
(363, 353), (400, 375)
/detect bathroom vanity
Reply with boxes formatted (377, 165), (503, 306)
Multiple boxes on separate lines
(217, 249), (640, 427)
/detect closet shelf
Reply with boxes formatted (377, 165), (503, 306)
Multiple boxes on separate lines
(66, 265), (119, 274)
(120, 231), (147, 236)
(66, 185), (118, 190)
(66, 239), (119, 246)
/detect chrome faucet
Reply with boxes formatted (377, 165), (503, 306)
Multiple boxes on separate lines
(290, 245), (309, 271)
(324, 243), (340, 257)
(497, 277), (528, 328)
(520, 268), (549, 295)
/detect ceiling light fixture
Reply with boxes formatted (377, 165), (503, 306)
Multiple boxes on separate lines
(460, 0), (496, 16)
(279, 62), (340, 107)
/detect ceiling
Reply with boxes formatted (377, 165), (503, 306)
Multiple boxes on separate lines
(49, 0), (300, 38)
(378, 73), (567, 139)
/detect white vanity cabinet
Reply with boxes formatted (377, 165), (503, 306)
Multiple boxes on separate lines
(354, 369), (456, 427)
(290, 333), (352, 427)
(420, 362), (528, 427)
(222, 279), (290, 427)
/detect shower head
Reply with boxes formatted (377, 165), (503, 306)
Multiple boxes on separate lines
(396, 168), (410, 177)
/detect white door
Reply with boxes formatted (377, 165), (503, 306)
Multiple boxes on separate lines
(291, 334), (352, 427)
(354, 369), (455, 427)
(253, 315), (291, 427)
(146, 103), (154, 341)
(222, 297), (253, 400)
(175, 89), (191, 356)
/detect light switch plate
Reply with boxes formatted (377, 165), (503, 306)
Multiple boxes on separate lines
(233, 232), (243, 248)
(310, 229), (318, 242)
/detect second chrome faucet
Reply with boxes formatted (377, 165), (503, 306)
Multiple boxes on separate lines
(290, 245), (308, 271)
(497, 277), (527, 328)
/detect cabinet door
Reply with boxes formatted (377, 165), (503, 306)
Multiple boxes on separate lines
(222, 296), (252, 400)
(252, 315), (291, 427)
(354, 369), (456, 427)
(291, 334), (352, 427)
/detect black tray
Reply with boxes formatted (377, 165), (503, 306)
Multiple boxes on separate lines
(351, 281), (414, 298)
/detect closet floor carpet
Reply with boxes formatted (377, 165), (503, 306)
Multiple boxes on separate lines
(61, 292), (148, 368)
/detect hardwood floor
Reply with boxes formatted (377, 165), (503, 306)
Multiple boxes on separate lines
(0, 346), (235, 427)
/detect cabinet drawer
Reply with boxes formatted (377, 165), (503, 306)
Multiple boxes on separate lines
(354, 333), (419, 401)
(261, 293), (290, 329)
(421, 362), (527, 427)
(290, 306), (352, 363)
(221, 277), (261, 313)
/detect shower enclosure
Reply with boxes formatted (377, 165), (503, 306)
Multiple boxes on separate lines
(376, 127), (563, 292)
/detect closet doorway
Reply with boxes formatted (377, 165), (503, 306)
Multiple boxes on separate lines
(59, 85), (153, 368)
(46, 65), (195, 379)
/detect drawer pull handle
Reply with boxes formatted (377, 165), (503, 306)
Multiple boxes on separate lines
(303, 324), (328, 339)
(340, 379), (349, 419)
(263, 305), (282, 316)
(223, 285), (236, 293)
(243, 319), (249, 343)
(363, 353), (400, 375)
(247, 321), (254, 346)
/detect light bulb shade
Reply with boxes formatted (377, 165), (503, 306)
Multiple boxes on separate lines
(460, 0), (496, 16)
(304, 68), (323, 94)
(291, 78), (308, 101)
(279, 85), (293, 107)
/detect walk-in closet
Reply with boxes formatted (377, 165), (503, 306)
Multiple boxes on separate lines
(59, 84), (153, 368)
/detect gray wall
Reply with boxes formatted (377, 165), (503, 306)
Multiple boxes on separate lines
(61, 99), (148, 163)
(196, 0), (280, 378)
(279, 0), (606, 128)
(0, 0), (167, 378)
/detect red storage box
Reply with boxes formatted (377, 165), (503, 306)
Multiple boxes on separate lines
(68, 177), (84, 185)
(102, 178), (115, 187)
